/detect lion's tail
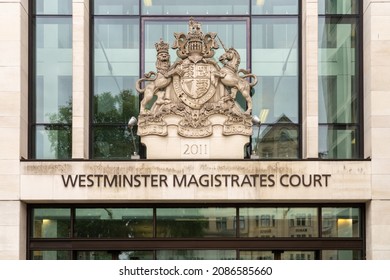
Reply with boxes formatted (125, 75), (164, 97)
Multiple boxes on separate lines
(136, 71), (157, 94)
(238, 69), (258, 87)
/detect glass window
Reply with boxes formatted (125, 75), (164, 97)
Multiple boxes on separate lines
(31, 250), (71, 260)
(156, 208), (236, 237)
(251, 17), (299, 159)
(35, 18), (72, 123)
(92, 124), (137, 159)
(240, 251), (274, 260)
(281, 251), (315, 260)
(144, 20), (248, 73)
(28, 205), (364, 259)
(318, 0), (359, 15)
(33, 125), (72, 159)
(32, 16), (72, 159)
(240, 208), (318, 237)
(253, 123), (299, 158)
(318, 16), (360, 159)
(322, 207), (360, 237)
(74, 208), (153, 238)
(32, 208), (71, 238)
(319, 125), (359, 159)
(141, 0), (249, 15)
(92, 18), (140, 159)
(77, 251), (153, 260)
(241, 250), (316, 260)
(251, 0), (299, 15)
(322, 250), (362, 260)
(157, 250), (236, 260)
(35, 0), (72, 15)
(93, 0), (139, 15)
(318, 19), (359, 124)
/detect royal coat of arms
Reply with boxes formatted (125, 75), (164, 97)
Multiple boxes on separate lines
(136, 18), (257, 141)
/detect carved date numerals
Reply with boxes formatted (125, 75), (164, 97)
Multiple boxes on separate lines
(183, 144), (208, 155)
(181, 141), (210, 158)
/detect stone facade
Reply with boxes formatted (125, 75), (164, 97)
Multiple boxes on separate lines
(0, 0), (390, 259)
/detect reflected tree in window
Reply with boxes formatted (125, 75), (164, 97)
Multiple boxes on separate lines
(93, 89), (139, 159)
(46, 99), (72, 159)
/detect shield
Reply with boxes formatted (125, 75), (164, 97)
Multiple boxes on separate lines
(173, 62), (217, 109)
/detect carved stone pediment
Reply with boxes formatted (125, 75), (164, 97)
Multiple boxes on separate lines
(135, 18), (258, 158)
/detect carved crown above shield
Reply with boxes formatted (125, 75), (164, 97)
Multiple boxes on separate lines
(172, 18), (218, 60)
(135, 18), (258, 158)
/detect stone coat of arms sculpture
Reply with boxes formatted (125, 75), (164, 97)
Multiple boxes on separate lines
(136, 18), (258, 159)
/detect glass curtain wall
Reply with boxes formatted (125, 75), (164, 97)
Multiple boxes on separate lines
(141, 0), (249, 15)
(91, 0), (140, 159)
(31, 0), (73, 159)
(251, 0), (300, 159)
(318, 0), (361, 159)
(89, 0), (301, 159)
(29, 205), (364, 260)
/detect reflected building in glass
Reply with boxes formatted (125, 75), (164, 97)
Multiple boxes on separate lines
(0, 0), (389, 261)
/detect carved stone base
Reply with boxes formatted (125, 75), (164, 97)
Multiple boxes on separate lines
(141, 115), (249, 159)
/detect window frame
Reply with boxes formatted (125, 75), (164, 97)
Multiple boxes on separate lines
(28, 0), (73, 159)
(318, 2), (363, 159)
(88, 0), (303, 160)
(27, 203), (365, 260)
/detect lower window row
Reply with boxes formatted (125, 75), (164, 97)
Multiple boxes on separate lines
(31, 206), (362, 238)
(32, 250), (362, 260)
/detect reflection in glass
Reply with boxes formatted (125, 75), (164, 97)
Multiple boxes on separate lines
(93, 0), (139, 15)
(281, 251), (315, 260)
(322, 250), (362, 260)
(34, 125), (72, 159)
(251, 0), (299, 15)
(318, 17), (360, 159)
(252, 123), (299, 159)
(156, 208), (236, 238)
(319, 75), (358, 124)
(94, 78), (138, 123)
(240, 208), (318, 237)
(157, 250), (236, 260)
(75, 208), (153, 238)
(32, 208), (71, 238)
(318, 19), (358, 124)
(92, 125), (137, 159)
(318, 125), (359, 159)
(141, 0), (249, 15)
(240, 251), (274, 260)
(322, 208), (360, 237)
(32, 250), (71, 260)
(252, 18), (298, 123)
(93, 18), (140, 159)
(33, 17), (72, 159)
(241, 250), (315, 260)
(35, 0), (72, 15)
(77, 251), (153, 260)
(144, 20), (247, 73)
(318, 0), (359, 15)
(251, 17), (299, 158)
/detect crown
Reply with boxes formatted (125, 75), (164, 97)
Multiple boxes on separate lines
(155, 39), (169, 54)
(172, 18), (218, 59)
(187, 18), (204, 54)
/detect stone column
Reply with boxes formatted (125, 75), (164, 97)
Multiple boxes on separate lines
(364, 0), (390, 260)
(0, 0), (28, 259)
(302, 0), (319, 159)
(72, 0), (89, 159)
